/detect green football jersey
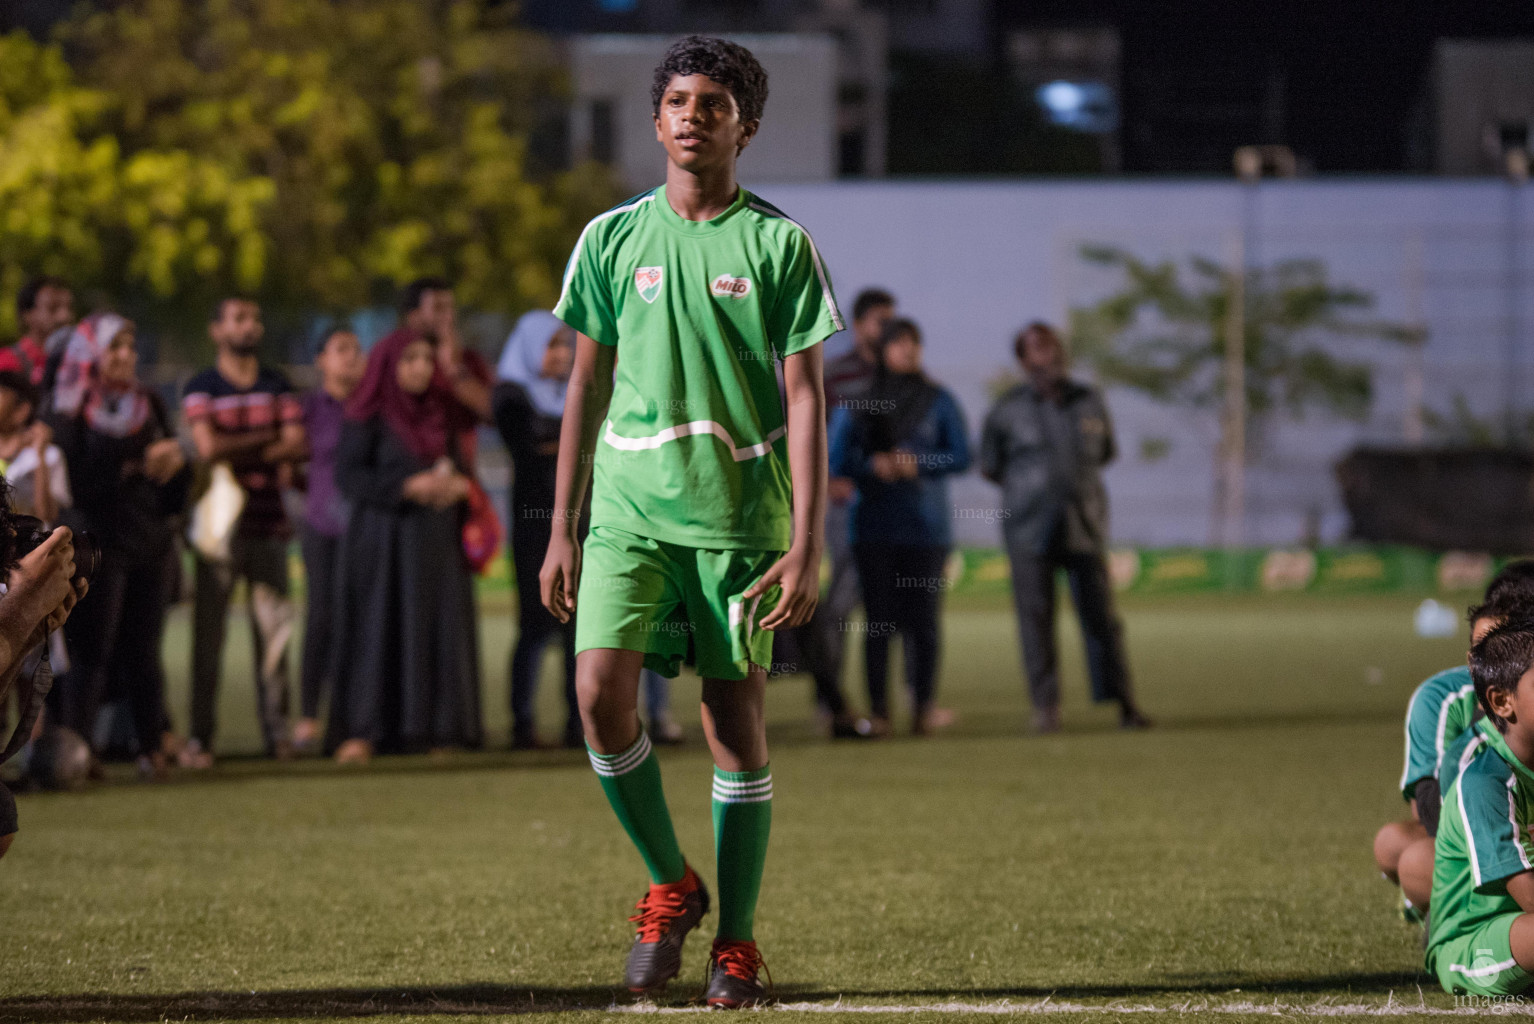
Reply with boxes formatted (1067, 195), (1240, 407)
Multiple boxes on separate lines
(1401, 666), (1478, 800)
(1428, 721), (1534, 973)
(554, 185), (843, 551)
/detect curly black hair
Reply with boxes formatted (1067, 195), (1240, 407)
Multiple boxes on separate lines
(651, 35), (768, 126)
(1471, 618), (1534, 732)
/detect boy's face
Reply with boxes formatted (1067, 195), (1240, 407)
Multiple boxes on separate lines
(654, 74), (757, 174)
(1489, 664), (1534, 739)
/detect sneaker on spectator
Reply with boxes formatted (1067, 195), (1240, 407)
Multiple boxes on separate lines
(291, 717), (322, 754)
(177, 739), (214, 770)
(334, 738), (372, 765)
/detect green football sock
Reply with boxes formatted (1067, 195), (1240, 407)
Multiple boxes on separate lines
(588, 732), (687, 885)
(712, 764), (773, 941)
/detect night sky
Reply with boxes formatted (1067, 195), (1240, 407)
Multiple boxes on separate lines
(7, 0), (1534, 173)
(996, 0), (1534, 172)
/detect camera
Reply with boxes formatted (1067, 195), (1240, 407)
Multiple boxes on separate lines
(11, 515), (100, 584)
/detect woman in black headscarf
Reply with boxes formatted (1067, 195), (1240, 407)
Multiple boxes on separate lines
(327, 327), (482, 762)
(828, 318), (971, 736)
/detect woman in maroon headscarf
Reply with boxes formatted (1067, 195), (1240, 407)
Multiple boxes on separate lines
(326, 328), (482, 762)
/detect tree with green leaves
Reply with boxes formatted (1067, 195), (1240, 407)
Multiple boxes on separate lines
(0, 29), (273, 338)
(1068, 244), (1418, 542)
(60, 0), (616, 353)
(2, 0), (617, 355)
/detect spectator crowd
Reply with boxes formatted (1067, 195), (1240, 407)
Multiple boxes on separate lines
(0, 274), (1149, 793)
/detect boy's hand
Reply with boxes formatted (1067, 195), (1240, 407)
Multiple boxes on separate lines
(748, 543), (820, 631)
(541, 529), (582, 623)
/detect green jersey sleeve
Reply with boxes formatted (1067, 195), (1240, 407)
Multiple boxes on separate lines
(768, 227), (844, 360)
(554, 216), (620, 347)
(1401, 668), (1475, 801)
(1455, 763), (1534, 895)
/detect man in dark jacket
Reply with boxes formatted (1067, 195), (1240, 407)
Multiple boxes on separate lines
(979, 322), (1149, 733)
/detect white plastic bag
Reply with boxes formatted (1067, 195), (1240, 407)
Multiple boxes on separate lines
(188, 462), (246, 563)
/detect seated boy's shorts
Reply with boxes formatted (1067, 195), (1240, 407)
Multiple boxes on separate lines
(1432, 912), (1533, 997)
(575, 526), (782, 681)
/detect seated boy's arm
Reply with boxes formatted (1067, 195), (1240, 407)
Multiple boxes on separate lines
(1506, 871), (1534, 911)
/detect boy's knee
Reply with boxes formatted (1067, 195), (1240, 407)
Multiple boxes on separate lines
(1375, 820), (1422, 877)
(575, 663), (642, 754)
(1399, 837), (1435, 907)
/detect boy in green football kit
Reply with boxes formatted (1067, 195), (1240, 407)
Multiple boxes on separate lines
(1375, 564), (1534, 920)
(541, 37), (838, 1007)
(1428, 619), (1534, 998)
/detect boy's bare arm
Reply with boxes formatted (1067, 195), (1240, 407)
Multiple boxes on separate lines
(540, 331), (614, 622)
(1506, 870), (1534, 911)
(749, 345), (827, 631)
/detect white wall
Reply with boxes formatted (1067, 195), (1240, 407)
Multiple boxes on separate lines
(570, 33), (838, 188)
(748, 178), (1534, 546)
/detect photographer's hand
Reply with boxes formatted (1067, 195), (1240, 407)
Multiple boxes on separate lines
(0, 528), (79, 703)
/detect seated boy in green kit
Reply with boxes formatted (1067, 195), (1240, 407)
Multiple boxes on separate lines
(1377, 562), (1534, 920)
(1428, 618), (1534, 997)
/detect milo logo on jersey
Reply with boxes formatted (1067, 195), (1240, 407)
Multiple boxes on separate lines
(711, 274), (753, 299)
(634, 267), (664, 304)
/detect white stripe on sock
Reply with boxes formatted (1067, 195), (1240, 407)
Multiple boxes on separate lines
(590, 733), (653, 777)
(713, 774), (773, 790)
(713, 774), (773, 803)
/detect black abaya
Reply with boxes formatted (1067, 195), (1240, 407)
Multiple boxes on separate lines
(328, 417), (482, 753)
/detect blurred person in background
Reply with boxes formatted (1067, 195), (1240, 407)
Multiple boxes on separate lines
(327, 327), (481, 762)
(0, 510), (88, 859)
(3, 276), (73, 388)
(400, 277), (492, 443)
(493, 312), (686, 749)
(979, 322), (1149, 734)
(829, 317), (970, 736)
(181, 297), (307, 766)
(493, 310), (584, 749)
(805, 287), (894, 738)
(50, 313), (190, 778)
(0, 370), (72, 746)
(0, 372), (69, 526)
(291, 327), (365, 754)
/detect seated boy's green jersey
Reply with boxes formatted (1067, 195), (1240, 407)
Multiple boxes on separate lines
(554, 186), (843, 551)
(1439, 712), (1489, 799)
(1428, 721), (1534, 978)
(1401, 666), (1477, 800)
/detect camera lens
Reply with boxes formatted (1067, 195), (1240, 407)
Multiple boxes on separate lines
(70, 531), (100, 584)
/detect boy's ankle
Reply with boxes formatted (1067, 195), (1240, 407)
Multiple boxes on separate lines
(652, 864), (699, 895)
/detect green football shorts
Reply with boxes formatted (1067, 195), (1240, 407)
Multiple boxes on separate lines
(575, 526), (783, 681)
(1432, 912), (1533, 997)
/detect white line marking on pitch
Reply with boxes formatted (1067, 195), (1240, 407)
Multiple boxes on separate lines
(613, 995), (1534, 1016)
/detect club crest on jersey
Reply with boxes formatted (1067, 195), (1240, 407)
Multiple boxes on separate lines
(711, 274), (753, 299)
(634, 267), (664, 304)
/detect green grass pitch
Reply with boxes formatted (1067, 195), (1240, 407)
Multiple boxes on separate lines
(0, 592), (1484, 1022)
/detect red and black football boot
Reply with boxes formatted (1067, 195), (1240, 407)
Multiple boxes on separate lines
(623, 865), (710, 993)
(703, 938), (771, 1008)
